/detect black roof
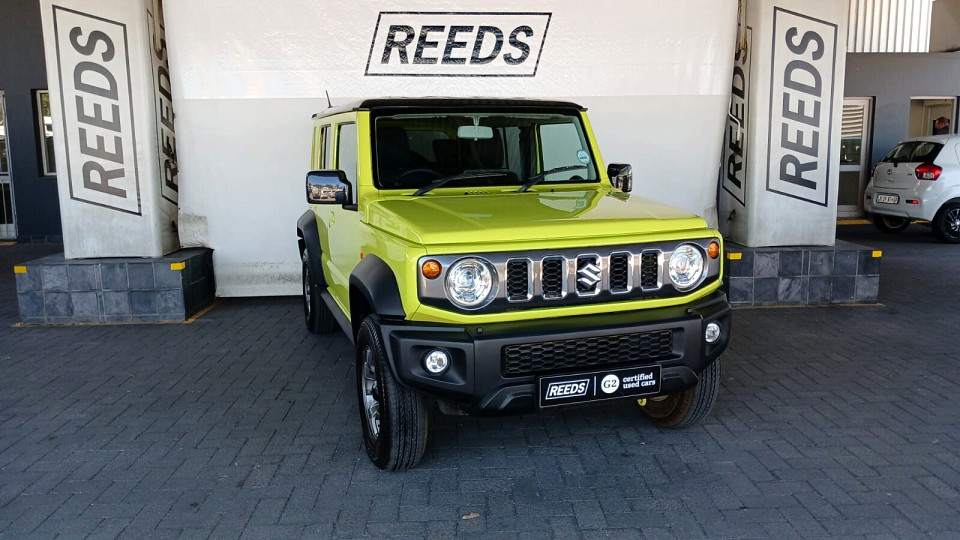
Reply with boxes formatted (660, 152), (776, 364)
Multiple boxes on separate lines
(313, 97), (586, 118)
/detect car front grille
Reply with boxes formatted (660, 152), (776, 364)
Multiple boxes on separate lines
(502, 329), (675, 376)
(504, 250), (661, 303)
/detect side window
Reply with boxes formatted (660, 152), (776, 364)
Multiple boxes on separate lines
(337, 123), (357, 184)
(320, 125), (331, 168)
(337, 123), (358, 202)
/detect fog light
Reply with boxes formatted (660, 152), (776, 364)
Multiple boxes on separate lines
(423, 349), (450, 374)
(705, 322), (721, 343)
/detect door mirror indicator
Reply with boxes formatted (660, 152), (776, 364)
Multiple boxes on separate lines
(306, 170), (352, 205)
(607, 163), (633, 193)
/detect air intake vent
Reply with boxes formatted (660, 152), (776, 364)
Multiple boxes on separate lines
(609, 252), (630, 293)
(502, 329), (674, 376)
(640, 252), (659, 290)
(506, 259), (530, 301)
(541, 257), (565, 299)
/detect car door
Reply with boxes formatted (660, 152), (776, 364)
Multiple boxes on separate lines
(324, 120), (362, 316)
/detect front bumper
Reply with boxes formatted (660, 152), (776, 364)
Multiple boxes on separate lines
(377, 290), (731, 414)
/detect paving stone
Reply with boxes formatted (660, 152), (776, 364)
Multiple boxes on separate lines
(1, 226), (960, 537)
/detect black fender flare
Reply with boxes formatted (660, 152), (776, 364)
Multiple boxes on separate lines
(296, 210), (326, 287)
(349, 254), (406, 337)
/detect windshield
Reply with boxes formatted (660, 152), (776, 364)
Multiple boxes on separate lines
(372, 110), (599, 191)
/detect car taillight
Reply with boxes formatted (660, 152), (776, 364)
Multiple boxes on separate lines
(916, 163), (942, 180)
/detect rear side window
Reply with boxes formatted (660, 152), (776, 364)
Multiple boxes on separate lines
(337, 123), (358, 185)
(882, 141), (943, 163)
(320, 125), (331, 168)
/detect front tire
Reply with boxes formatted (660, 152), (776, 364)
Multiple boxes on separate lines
(933, 203), (960, 244)
(871, 214), (910, 234)
(356, 315), (429, 470)
(302, 251), (336, 334)
(639, 358), (721, 428)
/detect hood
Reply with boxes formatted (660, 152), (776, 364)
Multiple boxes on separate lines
(365, 188), (708, 246)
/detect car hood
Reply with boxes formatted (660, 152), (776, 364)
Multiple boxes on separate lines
(365, 189), (709, 246)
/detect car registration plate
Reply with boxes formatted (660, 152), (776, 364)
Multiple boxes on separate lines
(538, 365), (661, 408)
(875, 194), (899, 204)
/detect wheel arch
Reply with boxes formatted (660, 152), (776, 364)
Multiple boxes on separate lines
(297, 210), (326, 287)
(349, 255), (406, 339)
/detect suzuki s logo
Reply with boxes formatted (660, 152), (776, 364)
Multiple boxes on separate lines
(576, 256), (601, 295)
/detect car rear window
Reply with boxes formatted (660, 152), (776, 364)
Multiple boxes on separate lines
(881, 141), (943, 163)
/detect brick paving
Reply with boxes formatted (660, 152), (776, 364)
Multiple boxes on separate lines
(1, 225), (959, 539)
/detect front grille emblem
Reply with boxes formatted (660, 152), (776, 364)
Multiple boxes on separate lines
(576, 256), (601, 295)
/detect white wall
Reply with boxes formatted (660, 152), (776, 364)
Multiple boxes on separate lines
(164, 0), (738, 296)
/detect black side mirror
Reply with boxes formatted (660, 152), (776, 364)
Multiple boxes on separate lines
(607, 163), (633, 193)
(306, 170), (351, 205)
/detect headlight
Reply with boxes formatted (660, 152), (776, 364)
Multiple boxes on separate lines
(445, 257), (497, 309)
(668, 244), (704, 291)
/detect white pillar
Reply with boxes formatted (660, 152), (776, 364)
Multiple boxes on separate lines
(719, 0), (848, 247)
(39, 0), (179, 258)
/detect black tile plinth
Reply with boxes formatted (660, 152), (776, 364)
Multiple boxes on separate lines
(723, 241), (882, 307)
(15, 248), (215, 324)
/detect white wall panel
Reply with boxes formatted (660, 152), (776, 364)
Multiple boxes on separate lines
(163, 0), (739, 296)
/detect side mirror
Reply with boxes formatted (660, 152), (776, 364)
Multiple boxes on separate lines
(306, 170), (351, 205)
(607, 163), (633, 193)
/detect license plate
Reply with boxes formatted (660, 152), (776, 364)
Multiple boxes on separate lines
(539, 365), (662, 408)
(876, 194), (899, 204)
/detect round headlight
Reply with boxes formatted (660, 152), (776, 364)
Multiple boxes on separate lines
(668, 244), (704, 290)
(445, 257), (497, 309)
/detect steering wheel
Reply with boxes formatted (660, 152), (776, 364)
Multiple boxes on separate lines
(395, 168), (442, 185)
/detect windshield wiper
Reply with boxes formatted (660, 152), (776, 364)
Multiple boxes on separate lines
(517, 165), (588, 193)
(412, 172), (507, 196)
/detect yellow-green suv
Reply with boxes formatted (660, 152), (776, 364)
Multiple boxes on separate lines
(296, 98), (731, 470)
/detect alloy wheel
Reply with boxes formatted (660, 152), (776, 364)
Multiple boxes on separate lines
(361, 346), (381, 440)
(945, 208), (960, 241)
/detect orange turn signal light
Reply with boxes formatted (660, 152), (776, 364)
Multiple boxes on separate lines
(421, 260), (442, 279)
(707, 241), (720, 259)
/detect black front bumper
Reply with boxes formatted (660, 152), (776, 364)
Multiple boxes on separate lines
(377, 290), (731, 414)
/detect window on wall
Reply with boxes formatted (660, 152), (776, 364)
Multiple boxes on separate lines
(908, 97), (956, 137)
(36, 91), (55, 175)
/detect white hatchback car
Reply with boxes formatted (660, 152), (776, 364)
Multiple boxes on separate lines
(864, 135), (960, 243)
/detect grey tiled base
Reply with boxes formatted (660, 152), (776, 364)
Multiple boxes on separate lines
(724, 241), (881, 307)
(15, 248), (215, 324)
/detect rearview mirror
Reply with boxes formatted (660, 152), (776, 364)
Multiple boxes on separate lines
(607, 163), (633, 193)
(457, 125), (494, 140)
(306, 170), (351, 205)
